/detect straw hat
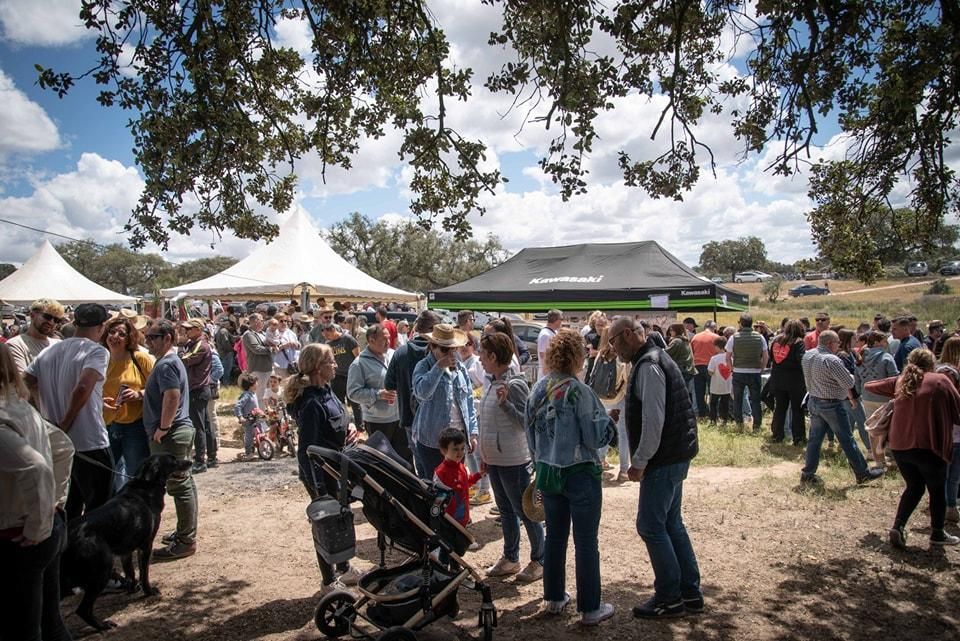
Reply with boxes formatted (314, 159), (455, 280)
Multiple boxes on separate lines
(522, 480), (545, 522)
(425, 323), (468, 348)
(109, 308), (150, 331)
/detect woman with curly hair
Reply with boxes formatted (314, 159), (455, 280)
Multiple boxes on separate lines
(525, 328), (616, 625)
(100, 315), (155, 485)
(866, 348), (960, 547)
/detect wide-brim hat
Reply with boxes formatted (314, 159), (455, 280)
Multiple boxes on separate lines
(110, 308), (149, 331)
(522, 480), (545, 522)
(426, 323), (467, 348)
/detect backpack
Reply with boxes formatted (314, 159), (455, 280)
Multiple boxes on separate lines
(589, 358), (620, 399)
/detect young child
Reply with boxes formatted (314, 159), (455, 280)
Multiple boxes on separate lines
(433, 428), (485, 529)
(262, 374), (283, 442)
(235, 373), (263, 461)
(706, 336), (733, 426)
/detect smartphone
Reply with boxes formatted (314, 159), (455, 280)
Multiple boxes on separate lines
(117, 384), (129, 405)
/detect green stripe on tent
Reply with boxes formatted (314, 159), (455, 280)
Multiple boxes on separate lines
(429, 298), (748, 312)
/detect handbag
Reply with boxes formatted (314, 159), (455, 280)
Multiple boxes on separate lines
(282, 348), (299, 375)
(865, 398), (894, 463)
(589, 358), (620, 399)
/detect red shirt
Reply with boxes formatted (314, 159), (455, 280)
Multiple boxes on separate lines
(690, 330), (719, 366)
(381, 319), (398, 349)
(433, 458), (482, 526)
(803, 330), (820, 351)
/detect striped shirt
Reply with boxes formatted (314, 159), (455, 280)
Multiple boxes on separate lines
(801, 347), (854, 400)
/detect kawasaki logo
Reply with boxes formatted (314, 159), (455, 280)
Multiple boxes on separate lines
(680, 289), (709, 296)
(529, 275), (604, 284)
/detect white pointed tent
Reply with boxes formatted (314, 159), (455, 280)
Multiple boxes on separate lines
(160, 211), (418, 303)
(0, 240), (136, 305)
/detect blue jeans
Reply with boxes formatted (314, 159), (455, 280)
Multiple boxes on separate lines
(487, 463), (544, 564)
(414, 441), (444, 481)
(636, 461), (701, 603)
(220, 352), (235, 385)
(466, 450), (490, 492)
(946, 443), (960, 508)
(108, 418), (150, 489)
(845, 399), (870, 453)
(542, 468), (602, 613)
(693, 365), (710, 418)
(802, 397), (868, 479)
(732, 372), (762, 427)
(686, 376), (697, 415)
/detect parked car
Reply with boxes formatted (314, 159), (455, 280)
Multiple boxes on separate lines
(360, 310), (419, 327)
(709, 276), (725, 284)
(905, 261), (929, 276)
(939, 260), (960, 276)
(789, 283), (830, 297)
(511, 321), (545, 360)
(733, 270), (774, 283)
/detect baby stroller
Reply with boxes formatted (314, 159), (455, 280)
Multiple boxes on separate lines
(306, 432), (497, 641)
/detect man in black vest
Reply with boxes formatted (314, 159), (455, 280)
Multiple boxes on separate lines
(609, 317), (702, 620)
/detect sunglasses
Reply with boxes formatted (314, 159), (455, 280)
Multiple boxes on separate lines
(437, 345), (453, 353)
(608, 329), (630, 344)
(40, 312), (63, 323)
(144, 333), (165, 340)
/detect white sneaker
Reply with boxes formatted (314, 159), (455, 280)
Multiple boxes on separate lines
(486, 557), (521, 577)
(336, 565), (364, 586)
(320, 579), (353, 595)
(581, 602), (615, 626)
(467, 541), (481, 551)
(102, 578), (127, 594)
(516, 561), (543, 583)
(543, 592), (571, 615)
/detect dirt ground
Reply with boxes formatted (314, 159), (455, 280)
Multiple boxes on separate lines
(60, 435), (960, 641)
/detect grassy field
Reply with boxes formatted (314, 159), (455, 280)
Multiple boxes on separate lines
(708, 276), (959, 328)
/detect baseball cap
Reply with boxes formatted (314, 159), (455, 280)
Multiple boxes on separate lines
(682, 317), (698, 327)
(73, 303), (109, 328)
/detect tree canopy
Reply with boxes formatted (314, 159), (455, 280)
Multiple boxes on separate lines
(56, 240), (237, 295)
(698, 236), (767, 281)
(38, 1), (959, 269)
(324, 212), (508, 292)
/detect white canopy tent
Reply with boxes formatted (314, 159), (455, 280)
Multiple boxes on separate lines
(0, 240), (136, 305)
(160, 211), (419, 303)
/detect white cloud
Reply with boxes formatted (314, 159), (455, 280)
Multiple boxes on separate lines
(0, 0), (88, 47)
(0, 69), (61, 156)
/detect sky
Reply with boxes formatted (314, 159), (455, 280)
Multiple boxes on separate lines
(0, 0), (848, 270)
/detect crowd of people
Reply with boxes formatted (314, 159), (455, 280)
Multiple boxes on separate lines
(3, 295), (960, 639)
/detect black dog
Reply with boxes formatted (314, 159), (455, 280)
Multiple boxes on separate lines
(61, 454), (191, 631)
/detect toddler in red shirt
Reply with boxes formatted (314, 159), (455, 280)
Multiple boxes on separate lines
(433, 428), (485, 527)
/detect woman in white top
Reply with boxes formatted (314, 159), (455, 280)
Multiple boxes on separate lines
(0, 342), (75, 641)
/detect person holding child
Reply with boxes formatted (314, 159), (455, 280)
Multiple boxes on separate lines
(525, 328), (617, 626)
(285, 343), (362, 591)
(766, 320), (807, 444)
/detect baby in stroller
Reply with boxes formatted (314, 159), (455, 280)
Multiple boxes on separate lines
(308, 431), (497, 641)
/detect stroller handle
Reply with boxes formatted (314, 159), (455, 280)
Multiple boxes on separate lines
(306, 445), (367, 481)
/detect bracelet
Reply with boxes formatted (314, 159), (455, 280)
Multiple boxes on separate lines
(157, 425), (171, 432)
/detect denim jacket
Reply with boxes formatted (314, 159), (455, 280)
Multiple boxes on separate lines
(412, 353), (478, 448)
(525, 373), (615, 469)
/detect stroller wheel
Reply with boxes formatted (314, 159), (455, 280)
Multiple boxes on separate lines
(314, 591), (356, 638)
(257, 438), (275, 461)
(378, 626), (417, 641)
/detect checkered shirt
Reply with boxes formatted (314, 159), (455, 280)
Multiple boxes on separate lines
(801, 347), (854, 400)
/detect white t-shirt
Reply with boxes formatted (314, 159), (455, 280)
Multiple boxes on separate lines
(6, 333), (60, 374)
(537, 327), (557, 378)
(707, 352), (733, 396)
(25, 337), (110, 452)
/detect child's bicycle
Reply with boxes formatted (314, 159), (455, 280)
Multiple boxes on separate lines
(252, 404), (298, 461)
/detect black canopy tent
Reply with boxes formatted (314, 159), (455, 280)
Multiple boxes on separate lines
(428, 241), (749, 314)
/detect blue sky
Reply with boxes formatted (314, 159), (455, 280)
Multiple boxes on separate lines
(0, 0), (836, 269)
